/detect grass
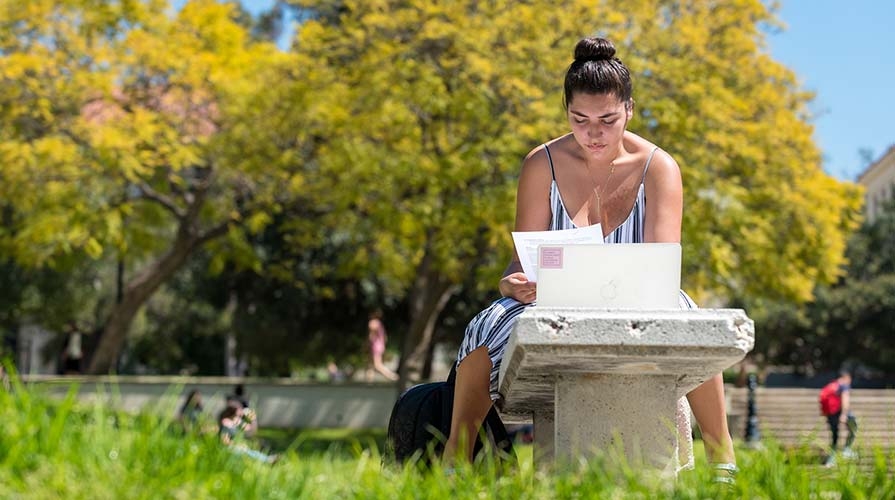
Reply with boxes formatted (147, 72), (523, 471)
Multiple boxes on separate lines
(2, 374), (894, 499)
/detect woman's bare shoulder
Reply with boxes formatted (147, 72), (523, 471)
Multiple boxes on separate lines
(623, 132), (678, 170)
(623, 131), (659, 154)
(646, 147), (680, 174)
(519, 141), (556, 178)
(643, 147), (682, 190)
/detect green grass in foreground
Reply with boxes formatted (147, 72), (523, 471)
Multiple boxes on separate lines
(1, 376), (894, 499)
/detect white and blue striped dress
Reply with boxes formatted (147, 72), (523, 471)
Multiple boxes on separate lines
(456, 143), (696, 469)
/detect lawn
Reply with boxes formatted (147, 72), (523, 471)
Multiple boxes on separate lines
(2, 376), (893, 499)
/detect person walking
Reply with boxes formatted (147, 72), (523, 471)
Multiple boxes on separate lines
(820, 370), (858, 466)
(367, 310), (398, 381)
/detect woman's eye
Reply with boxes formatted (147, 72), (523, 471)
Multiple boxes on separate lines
(575, 119), (587, 124)
(602, 120), (617, 125)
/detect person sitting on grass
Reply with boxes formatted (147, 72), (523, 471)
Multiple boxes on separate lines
(177, 389), (205, 433)
(218, 401), (277, 464)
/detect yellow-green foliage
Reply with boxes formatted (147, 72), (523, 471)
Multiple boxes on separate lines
(294, 0), (606, 295)
(292, 0), (862, 305)
(0, 0), (294, 272)
(602, 0), (864, 303)
(0, 0), (863, 309)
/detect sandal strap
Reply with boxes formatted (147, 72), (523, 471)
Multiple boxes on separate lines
(712, 463), (739, 474)
(712, 463), (739, 486)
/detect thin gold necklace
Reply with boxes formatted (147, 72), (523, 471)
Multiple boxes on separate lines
(586, 158), (617, 208)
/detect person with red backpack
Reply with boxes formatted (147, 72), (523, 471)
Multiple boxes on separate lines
(819, 370), (858, 466)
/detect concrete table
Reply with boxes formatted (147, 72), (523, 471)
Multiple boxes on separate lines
(498, 308), (754, 469)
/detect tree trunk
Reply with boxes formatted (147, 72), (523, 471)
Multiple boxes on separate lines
(224, 290), (240, 376)
(87, 236), (199, 374)
(397, 252), (459, 389)
(421, 338), (437, 380)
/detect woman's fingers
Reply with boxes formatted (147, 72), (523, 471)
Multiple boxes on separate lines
(514, 280), (537, 303)
(501, 272), (537, 303)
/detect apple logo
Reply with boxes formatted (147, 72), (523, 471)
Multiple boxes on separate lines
(601, 279), (618, 300)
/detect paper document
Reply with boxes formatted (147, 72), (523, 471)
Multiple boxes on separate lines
(511, 224), (603, 282)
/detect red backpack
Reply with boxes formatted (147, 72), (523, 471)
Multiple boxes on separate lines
(819, 381), (841, 416)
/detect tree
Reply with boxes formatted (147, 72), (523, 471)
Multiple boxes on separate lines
(756, 197), (895, 373)
(0, 0), (312, 372)
(289, 0), (861, 385)
(600, 0), (863, 304)
(293, 0), (601, 385)
(1, 0), (865, 379)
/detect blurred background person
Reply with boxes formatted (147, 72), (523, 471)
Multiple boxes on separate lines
(366, 309), (398, 381)
(218, 400), (275, 463)
(178, 388), (205, 432)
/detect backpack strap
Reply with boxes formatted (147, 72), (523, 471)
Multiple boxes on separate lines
(484, 407), (513, 456)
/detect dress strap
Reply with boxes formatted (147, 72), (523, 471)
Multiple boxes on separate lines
(640, 147), (660, 184)
(544, 144), (557, 181)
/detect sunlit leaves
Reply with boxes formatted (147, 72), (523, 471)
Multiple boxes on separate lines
(0, 0), (289, 272)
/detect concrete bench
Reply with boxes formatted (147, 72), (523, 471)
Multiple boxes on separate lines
(498, 308), (754, 471)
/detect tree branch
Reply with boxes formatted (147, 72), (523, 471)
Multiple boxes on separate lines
(197, 216), (237, 246)
(138, 183), (186, 219)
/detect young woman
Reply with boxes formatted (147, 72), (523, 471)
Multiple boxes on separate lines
(367, 309), (398, 381)
(444, 36), (736, 481)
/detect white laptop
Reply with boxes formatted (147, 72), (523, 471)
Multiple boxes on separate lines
(535, 243), (681, 309)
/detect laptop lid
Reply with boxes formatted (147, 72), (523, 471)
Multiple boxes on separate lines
(535, 243), (681, 309)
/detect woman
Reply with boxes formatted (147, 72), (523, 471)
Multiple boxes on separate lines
(367, 309), (398, 381)
(444, 36), (736, 481)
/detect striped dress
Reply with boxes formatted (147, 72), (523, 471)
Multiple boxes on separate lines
(456, 143), (696, 470)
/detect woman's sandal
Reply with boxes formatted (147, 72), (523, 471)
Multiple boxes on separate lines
(712, 463), (739, 485)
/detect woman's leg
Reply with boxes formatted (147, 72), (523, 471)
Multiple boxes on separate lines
(443, 346), (493, 464)
(373, 352), (398, 380)
(687, 373), (735, 464)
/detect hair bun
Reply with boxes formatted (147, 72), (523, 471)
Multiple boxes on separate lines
(574, 37), (616, 63)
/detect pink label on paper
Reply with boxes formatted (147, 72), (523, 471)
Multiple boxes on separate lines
(539, 247), (563, 269)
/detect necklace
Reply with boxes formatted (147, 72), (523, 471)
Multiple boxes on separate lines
(585, 158), (617, 210)
(582, 152), (621, 228)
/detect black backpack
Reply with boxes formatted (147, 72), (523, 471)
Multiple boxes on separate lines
(386, 365), (514, 466)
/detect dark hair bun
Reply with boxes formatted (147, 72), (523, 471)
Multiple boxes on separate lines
(574, 37), (616, 63)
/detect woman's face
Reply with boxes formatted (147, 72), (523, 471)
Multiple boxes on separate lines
(567, 92), (632, 161)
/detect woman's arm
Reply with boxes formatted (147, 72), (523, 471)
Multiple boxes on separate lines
(840, 390), (850, 421)
(642, 149), (683, 243)
(498, 147), (553, 301)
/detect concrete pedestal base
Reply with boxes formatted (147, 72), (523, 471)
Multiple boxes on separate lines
(555, 373), (679, 466)
(498, 308), (754, 470)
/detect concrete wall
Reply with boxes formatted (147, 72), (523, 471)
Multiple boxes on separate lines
(35, 375), (894, 446)
(23, 375), (403, 429)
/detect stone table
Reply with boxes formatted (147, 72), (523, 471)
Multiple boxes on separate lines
(498, 308), (754, 469)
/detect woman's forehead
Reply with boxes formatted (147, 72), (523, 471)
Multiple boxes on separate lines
(568, 92), (626, 114)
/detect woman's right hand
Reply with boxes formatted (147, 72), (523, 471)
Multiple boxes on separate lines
(499, 272), (537, 304)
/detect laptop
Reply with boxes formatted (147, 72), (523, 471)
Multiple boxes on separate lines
(535, 243), (681, 309)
